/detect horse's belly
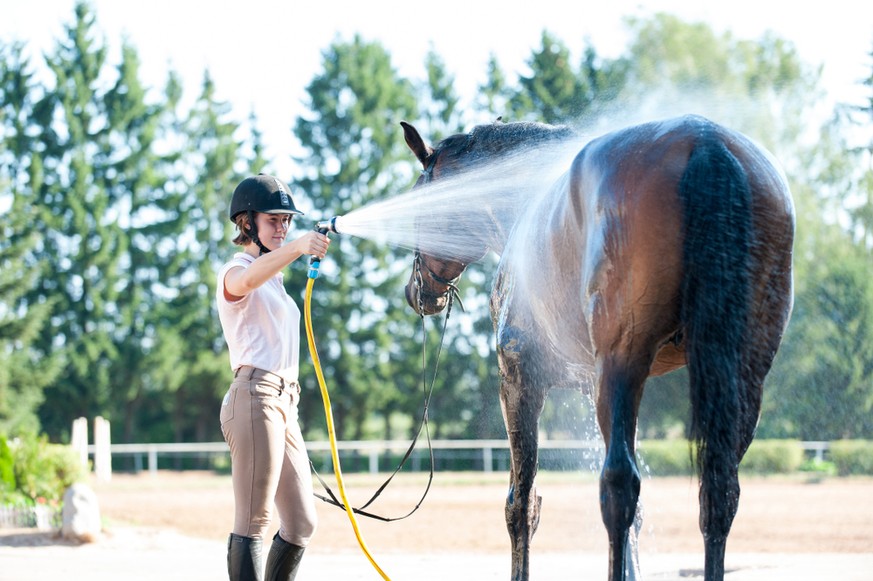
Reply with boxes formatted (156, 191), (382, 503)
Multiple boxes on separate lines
(650, 341), (686, 376)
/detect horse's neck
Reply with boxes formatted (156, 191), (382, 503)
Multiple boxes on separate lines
(485, 211), (514, 255)
(480, 192), (532, 256)
(498, 172), (585, 274)
(473, 133), (583, 258)
(491, 172), (594, 366)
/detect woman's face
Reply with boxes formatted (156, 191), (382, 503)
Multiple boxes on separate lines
(254, 212), (292, 251)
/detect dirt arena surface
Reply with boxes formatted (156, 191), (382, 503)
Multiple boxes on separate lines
(2, 470), (872, 580)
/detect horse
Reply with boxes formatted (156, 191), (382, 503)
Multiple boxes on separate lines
(400, 115), (795, 581)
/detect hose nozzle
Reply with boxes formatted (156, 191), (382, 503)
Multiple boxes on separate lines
(309, 216), (342, 279)
(315, 216), (340, 234)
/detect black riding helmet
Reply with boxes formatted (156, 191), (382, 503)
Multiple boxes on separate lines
(229, 174), (303, 254)
(230, 173), (303, 220)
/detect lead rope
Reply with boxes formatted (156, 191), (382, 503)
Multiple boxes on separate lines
(309, 256), (458, 522)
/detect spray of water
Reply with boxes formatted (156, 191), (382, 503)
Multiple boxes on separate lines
(331, 137), (585, 260)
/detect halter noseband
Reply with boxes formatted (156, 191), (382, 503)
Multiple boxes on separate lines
(413, 251), (465, 314)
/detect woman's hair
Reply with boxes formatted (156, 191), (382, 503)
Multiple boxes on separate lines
(232, 213), (254, 246)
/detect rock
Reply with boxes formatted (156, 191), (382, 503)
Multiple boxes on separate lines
(61, 483), (102, 542)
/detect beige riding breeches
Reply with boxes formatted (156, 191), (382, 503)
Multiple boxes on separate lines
(220, 366), (318, 546)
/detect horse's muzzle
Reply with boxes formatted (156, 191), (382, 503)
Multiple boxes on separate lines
(404, 279), (447, 316)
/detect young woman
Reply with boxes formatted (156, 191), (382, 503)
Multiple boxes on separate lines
(216, 173), (330, 581)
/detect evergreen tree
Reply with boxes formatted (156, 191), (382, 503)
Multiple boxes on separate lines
(96, 41), (194, 445)
(475, 54), (512, 121)
(418, 48), (464, 140)
(26, 3), (125, 439)
(162, 71), (248, 445)
(294, 36), (421, 440)
(0, 42), (62, 434)
(508, 31), (587, 124)
(844, 42), (873, 247)
(11, 2), (246, 445)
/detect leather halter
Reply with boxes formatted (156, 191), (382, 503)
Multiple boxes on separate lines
(412, 251), (465, 313)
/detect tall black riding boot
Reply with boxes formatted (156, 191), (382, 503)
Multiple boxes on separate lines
(227, 533), (264, 581)
(264, 532), (305, 581)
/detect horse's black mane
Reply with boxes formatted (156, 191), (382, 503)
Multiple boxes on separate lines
(436, 121), (575, 162)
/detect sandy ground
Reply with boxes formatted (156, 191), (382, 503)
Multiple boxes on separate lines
(2, 471), (872, 580)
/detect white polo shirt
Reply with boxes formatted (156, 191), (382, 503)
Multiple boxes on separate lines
(216, 252), (300, 382)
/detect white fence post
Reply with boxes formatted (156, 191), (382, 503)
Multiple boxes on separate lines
(482, 446), (493, 472)
(148, 445), (158, 475)
(94, 416), (112, 482)
(70, 417), (89, 468)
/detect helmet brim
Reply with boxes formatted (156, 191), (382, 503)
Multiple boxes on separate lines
(261, 209), (304, 215)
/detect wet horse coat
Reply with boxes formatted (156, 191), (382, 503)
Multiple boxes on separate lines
(402, 115), (794, 581)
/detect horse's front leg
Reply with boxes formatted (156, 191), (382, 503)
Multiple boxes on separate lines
(497, 339), (548, 581)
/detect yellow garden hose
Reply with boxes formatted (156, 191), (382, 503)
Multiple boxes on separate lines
(304, 267), (391, 581)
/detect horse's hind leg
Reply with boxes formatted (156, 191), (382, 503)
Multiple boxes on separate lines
(498, 341), (548, 581)
(596, 357), (648, 581)
(700, 319), (788, 579)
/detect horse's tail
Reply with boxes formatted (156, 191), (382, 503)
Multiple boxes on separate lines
(678, 126), (752, 522)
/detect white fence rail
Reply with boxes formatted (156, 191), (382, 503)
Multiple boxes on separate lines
(89, 439), (601, 475)
(88, 439), (831, 476)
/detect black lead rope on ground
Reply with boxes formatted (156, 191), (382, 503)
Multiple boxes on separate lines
(310, 294), (456, 522)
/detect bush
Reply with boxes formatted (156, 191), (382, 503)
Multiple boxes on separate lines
(638, 438), (809, 477)
(637, 440), (694, 476)
(829, 440), (873, 476)
(0, 435), (17, 502)
(739, 439), (804, 474)
(798, 458), (838, 476)
(7, 432), (86, 504)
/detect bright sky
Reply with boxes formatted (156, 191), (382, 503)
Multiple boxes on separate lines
(2, 1), (872, 179)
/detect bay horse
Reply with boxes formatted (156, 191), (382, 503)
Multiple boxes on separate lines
(401, 115), (794, 581)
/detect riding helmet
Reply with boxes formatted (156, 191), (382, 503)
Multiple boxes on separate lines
(229, 173), (303, 222)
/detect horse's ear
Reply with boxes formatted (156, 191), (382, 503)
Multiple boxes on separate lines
(400, 121), (433, 167)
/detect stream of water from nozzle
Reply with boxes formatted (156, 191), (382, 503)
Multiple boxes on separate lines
(330, 138), (583, 260)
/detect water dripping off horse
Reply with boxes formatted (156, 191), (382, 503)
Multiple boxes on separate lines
(401, 115), (794, 581)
